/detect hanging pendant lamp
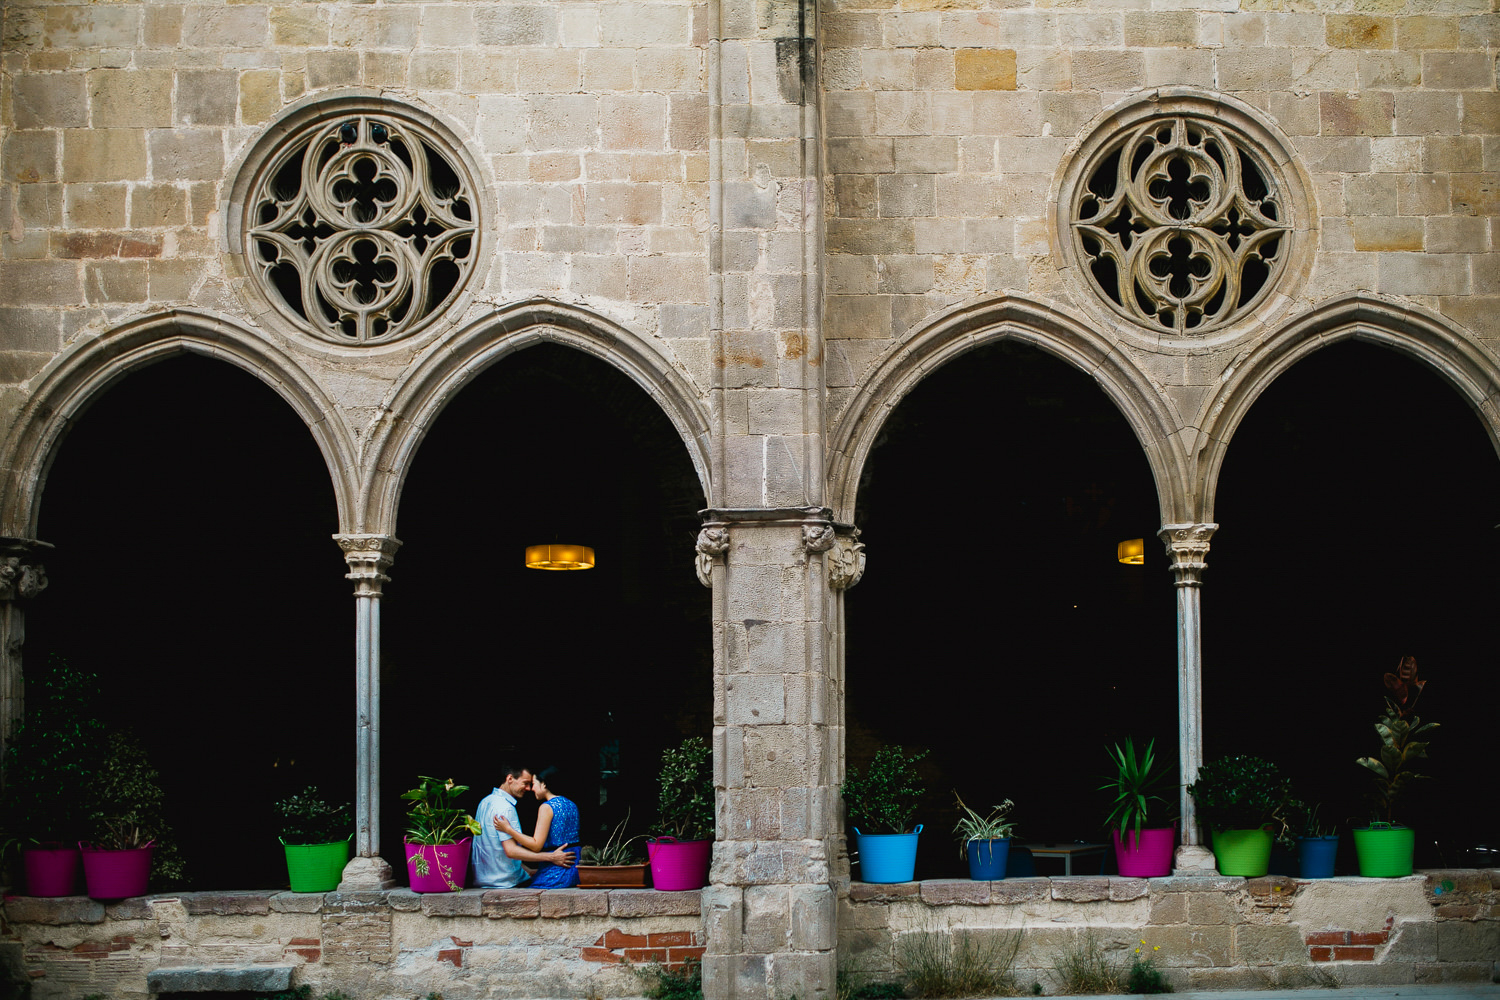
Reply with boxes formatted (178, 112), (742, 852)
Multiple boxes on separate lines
(524, 543), (596, 570)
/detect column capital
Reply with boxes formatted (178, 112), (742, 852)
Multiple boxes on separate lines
(334, 534), (402, 597)
(1158, 523), (1217, 587)
(694, 509), (858, 589)
(0, 537), (53, 602)
(827, 527), (866, 592)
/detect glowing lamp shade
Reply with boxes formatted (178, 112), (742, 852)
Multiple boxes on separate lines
(525, 543), (596, 570)
(1117, 538), (1145, 565)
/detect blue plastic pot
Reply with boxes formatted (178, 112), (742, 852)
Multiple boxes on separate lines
(1298, 835), (1338, 879)
(854, 825), (922, 883)
(967, 838), (1010, 880)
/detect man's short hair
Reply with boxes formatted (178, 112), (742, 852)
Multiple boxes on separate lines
(502, 764), (529, 780)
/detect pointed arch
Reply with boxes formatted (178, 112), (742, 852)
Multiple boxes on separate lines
(0, 309), (360, 539)
(1194, 293), (1500, 518)
(357, 300), (712, 535)
(827, 295), (1192, 527)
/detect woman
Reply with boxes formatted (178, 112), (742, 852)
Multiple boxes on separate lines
(493, 766), (579, 888)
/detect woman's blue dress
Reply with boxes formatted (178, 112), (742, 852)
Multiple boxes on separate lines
(529, 795), (580, 889)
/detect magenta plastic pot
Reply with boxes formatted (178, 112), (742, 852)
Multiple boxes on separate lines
(24, 844), (81, 897)
(404, 837), (472, 893)
(646, 837), (712, 891)
(79, 843), (153, 900)
(1112, 825), (1176, 878)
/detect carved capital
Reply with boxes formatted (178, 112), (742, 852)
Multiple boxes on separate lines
(1158, 523), (1218, 587)
(694, 526), (731, 588)
(802, 523), (835, 554)
(335, 534), (402, 597)
(0, 538), (53, 602)
(827, 530), (867, 592)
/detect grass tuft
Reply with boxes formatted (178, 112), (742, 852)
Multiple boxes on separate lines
(1050, 932), (1127, 995)
(896, 927), (1024, 997)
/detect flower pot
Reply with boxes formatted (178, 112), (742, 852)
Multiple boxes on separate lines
(853, 825), (922, 884)
(80, 843), (152, 899)
(404, 837), (472, 892)
(23, 844), (81, 897)
(1112, 825), (1176, 878)
(577, 863), (649, 888)
(1353, 824), (1414, 877)
(1211, 828), (1272, 877)
(967, 838), (1010, 880)
(646, 837), (711, 891)
(282, 837), (351, 892)
(1297, 835), (1339, 879)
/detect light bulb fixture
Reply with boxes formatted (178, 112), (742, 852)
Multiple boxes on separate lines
(1117, 538), (1145, 565)
(525, 543), (596, 570)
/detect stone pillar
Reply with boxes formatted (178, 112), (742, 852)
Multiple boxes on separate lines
(0, 537), (51, 775)
(334, 533), (401, 890)
(698, 510), (840, 1000)
(1159, 523), (1218, 874)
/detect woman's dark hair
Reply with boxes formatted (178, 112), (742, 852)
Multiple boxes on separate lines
(533, 766), (561, 789)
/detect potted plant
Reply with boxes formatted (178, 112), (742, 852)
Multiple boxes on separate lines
(1185, 754), (1290, 877)
(276, 786), (352, 892)
(1285, 799), (1338, 879)
(1354, 657), (1437, 878)
(843, 744), (928, 883)
(953, 792), (1016, 880)
(1099, 737), (1177, 877)
(79, 730), (179, 900)
(402, 776), (481, 892)
(648, 736), (714, 891)
(577, 809), (649, 888)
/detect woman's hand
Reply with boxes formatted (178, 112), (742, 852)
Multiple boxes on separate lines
(494, 815), (520, 837)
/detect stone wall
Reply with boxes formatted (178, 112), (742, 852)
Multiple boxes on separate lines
(1, 887), (702, 1000)
(840, 871), (1500, 994)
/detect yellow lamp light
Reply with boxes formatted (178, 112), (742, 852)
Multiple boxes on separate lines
(1117, 538), (1145, 565)
(525, 543), (596, 570)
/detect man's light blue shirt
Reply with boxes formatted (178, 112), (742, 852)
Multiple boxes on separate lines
(472, 787), (526, 888)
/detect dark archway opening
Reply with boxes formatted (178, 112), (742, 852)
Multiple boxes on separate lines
(847, 340), (1175, 878)
(1208, 339), (1500, 869)
(384, 342), (709, 866)
(30, 353), (348, 889)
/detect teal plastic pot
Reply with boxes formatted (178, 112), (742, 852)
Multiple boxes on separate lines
(854, 825), (922, 883)
(967, 838), (1009, 880)
(1297, 835), (1339, 879)
(1211, 828), (1272, 876)
(1353, 824), (1414, 877)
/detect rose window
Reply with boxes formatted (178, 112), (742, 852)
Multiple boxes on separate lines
(245, 114), (476, 345)
(1070, 116), (1292, 336)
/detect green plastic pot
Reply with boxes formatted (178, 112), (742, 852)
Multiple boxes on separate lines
(1352, 824), (1414, 877)
(282, 837), (351, 892)
(1211, 828), (1272, 876)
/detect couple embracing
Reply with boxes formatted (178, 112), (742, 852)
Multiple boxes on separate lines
(472, 765), (579, 888)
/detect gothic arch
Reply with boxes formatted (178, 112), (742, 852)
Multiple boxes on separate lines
(827, 295), (1193, 527)
(0, 309), (361, 539)
(1194, 293), (1500, 518)
(357, 299), (713, 535)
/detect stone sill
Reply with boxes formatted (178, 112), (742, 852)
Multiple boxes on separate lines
(1, 886), (702, 926)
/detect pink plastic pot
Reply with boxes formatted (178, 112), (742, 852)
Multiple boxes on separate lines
(404, 838), (472, 893)
(79, 843), (153, 900)
(1111, 825), (1176, 878)
(24, 844), (81, 897)
(646, 837), (711, 891)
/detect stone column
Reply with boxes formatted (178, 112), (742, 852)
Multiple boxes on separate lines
(334, 533), (401, 890)
(1159, 523), (1218, 874)
(698, 510), (840, 1000)
(0, 537), (51, 775)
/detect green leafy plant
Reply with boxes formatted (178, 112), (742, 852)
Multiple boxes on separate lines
(581, 808), (647, 866)
(401, 776), (481, 845)
(1282, 799), (1336, 841)
(1357, 660), (1438, 825)
(84, 729), (187, 884)
(953, 791), (1017, 858)
(275, 786), (353, 845)
(635, 956), (703, 1000)
(1126, 938), (1172, 994)
(896, 926), (1022, 998)
(1099, 738), (1174, 837)
(1185, 755), (1290, 834)
(1050, 931), (1126, 995)
(656, 737), (714, 841)
(842, 745), (929, 835)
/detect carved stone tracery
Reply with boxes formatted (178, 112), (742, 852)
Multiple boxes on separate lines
(827, 532), (866, 592)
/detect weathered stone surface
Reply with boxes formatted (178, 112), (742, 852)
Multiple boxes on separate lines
(180, 891), (272, 916)
(919, 879), (989, 905)
(1052, 877), (1110, 902)
(269, 892), (326, 913)
(0, 895), (105, 925)
(991, 878), (1049, 904)
(147, 965), (294, 993)
(419, 890), (484, 917)
(608, 889), (702, 918)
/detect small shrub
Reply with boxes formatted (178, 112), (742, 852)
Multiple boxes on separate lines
(1126, 939), (1172, 994)
(636, 957), (704, 1000)
(896, 928), (1022, 998)
(1050, 932), (1126, 995)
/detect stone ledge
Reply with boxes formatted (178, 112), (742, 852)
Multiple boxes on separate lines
(1, 895), (106, 925)
(181, 891), (274, 916)
(146, 965), (294, 993)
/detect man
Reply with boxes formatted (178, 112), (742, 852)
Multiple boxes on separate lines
(472, 765), (576, 888)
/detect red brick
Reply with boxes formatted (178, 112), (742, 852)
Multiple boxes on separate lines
(1310, 947), (1332, 962)
(286, 948), (320, 962)
(1332, 946), (1375, 961)
(1435, 904), (1480, 920)
(450, 936), (473, 948)
(1350, 931), (1388, 945)
(110, 935), (136, 945)
(668, 946), (705, 966)
(649, 931), (696, 947)
(603, 929), (650, 948)
(438, 949), (462, 968)
(72, 942), (114, 955)
(624, 948), (668, 963)
(581, 947), (624, 964)
(287, 938), (319, 946)
(1305, 931), (1349, 946)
